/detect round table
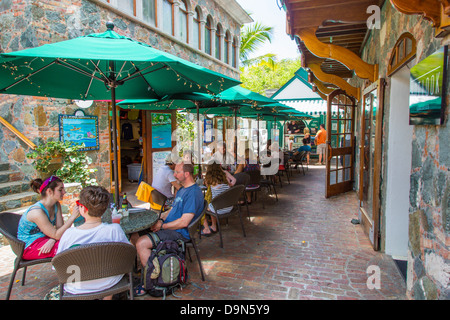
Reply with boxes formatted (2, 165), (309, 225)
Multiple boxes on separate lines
(75, 208), (159, 235)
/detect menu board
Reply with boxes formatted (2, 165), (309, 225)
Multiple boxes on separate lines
(152, 151), (172, 184)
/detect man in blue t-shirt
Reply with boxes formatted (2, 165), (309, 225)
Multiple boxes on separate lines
(293, 138), (312, 155)
(136, 163), (204, 268)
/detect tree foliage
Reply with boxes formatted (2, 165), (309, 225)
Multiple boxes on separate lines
(240, 58), (301, 95)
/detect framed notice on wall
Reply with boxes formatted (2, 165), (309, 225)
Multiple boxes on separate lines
(59, 112), (99, 151)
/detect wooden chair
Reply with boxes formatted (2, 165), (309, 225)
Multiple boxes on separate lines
(207, 185), (246, 248)
(0, 212), (53, 300)
(185, 200), (208, 281)
(52, 242), (137, 300)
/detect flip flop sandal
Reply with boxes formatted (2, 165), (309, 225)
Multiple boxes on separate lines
(201, 229), (213, 237)
(133, 283), (147, 297)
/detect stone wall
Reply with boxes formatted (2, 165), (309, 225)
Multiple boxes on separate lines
(355, 3), (449, 300)
(0, 0), (241, 189)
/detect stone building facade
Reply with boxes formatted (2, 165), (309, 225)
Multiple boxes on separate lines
(350, 3), (449, 300)
(283, 0), (449, 300)
(0, 0), (250, 210)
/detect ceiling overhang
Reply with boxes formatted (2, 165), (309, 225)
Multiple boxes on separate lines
(390, 0), (450, 37)
(283, 0), (384, 100)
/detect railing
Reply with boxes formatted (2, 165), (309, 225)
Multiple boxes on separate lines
(0, 116), (37, 150)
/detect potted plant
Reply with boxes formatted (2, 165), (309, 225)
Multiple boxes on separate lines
(27, 140), (98, 187)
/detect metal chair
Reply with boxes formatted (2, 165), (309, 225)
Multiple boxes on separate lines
(149, 188), (168, 216)
(245, 170), (265, 209)
(52, 242), (137, 300)
(0, 212), (53, 300)
(233, 172), (251, 218)
(260, 174), (278, 202)
(291, 151), (307, 175)
(185, 200), (208, 281)
(207, 185), (246, 248)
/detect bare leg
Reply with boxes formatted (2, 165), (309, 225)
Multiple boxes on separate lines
(135, 235), (153, 267)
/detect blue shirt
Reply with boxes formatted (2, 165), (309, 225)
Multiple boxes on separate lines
(165, 184), (204, 240)
(297, 145), (311, 153)
(18, 201), (57, 248)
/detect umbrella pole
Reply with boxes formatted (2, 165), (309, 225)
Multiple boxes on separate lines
(196, 102), (202, 177)
(257, 114), (260, 157)
(234, 107), (237, 165)
(111, 86), (120, 209)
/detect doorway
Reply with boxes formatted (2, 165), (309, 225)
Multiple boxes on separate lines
(385, 65), (413, 259)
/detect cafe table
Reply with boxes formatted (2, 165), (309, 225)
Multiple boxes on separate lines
(75, 207), (159, 235)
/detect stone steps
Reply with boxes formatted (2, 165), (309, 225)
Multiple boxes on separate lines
(0, 163), (38, 214)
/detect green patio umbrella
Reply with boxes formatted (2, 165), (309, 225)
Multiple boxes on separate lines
(215, 85), (275, 105)
(0, 21), (240, 207)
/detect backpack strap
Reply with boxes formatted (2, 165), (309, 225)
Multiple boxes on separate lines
(148, 232), (160, 249)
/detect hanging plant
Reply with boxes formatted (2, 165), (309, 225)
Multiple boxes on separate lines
(27, 140), (98, 187)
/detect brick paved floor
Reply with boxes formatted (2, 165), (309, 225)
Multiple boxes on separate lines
(0, 166), (407, 300)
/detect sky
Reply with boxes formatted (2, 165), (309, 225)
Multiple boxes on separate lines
(235, 0), (300, 61)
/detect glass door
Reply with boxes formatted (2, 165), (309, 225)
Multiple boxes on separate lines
(325, 90), (356, 198)
(358, 79), (385, 250)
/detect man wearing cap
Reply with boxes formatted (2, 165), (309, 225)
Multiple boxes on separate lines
(151, 154), (181, 203)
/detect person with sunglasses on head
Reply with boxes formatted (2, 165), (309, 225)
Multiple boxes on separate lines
(56, 186), (129, 299)
(17, 176), (80, 260)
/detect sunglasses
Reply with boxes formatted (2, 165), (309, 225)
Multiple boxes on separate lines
(76, 200), (88, 211)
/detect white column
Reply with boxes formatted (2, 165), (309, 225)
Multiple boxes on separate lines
(199, 18), (206, 53)
(173, 0), (180, 38)
(187, 10), (194, 45)
(211, 27), (216, 58)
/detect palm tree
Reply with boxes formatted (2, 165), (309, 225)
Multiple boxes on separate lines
(240, 22), (276, 68)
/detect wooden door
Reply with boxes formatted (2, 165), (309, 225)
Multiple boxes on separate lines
(325, 89), (356, 198)
(358, 79), (385, 251)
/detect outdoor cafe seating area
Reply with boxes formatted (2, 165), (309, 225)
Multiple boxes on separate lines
(0, 151), (311, 300)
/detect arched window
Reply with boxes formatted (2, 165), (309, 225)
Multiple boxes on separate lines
(143, 0), (156, 26)
(205, 16), (213, 55)
(162, 0), (174, 36)
(224, 31), (231, 64)
(232, 36), (238, 68)
(215, 24), (222, 60)
(387, 32), (416, 76)
(178, 0), (188, 43)
(193, 7), (202, 50)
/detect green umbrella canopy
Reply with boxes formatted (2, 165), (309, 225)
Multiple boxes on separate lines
(0, 22), (240, 100)
(117, 92), (219, 110)
(215, 85), (276, 105)
(0, 21), (240, 208)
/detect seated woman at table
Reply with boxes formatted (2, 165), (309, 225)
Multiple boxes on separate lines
(56, 186), (129, 299)
(18, 176), (79, 260)
(201, 163), (233, 236)
(234, 149), (260, 204)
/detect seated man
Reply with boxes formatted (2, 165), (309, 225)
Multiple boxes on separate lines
(152, 154), (182, 205)
(136, 163), (204, 268)
(293, 138), (312, 156)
